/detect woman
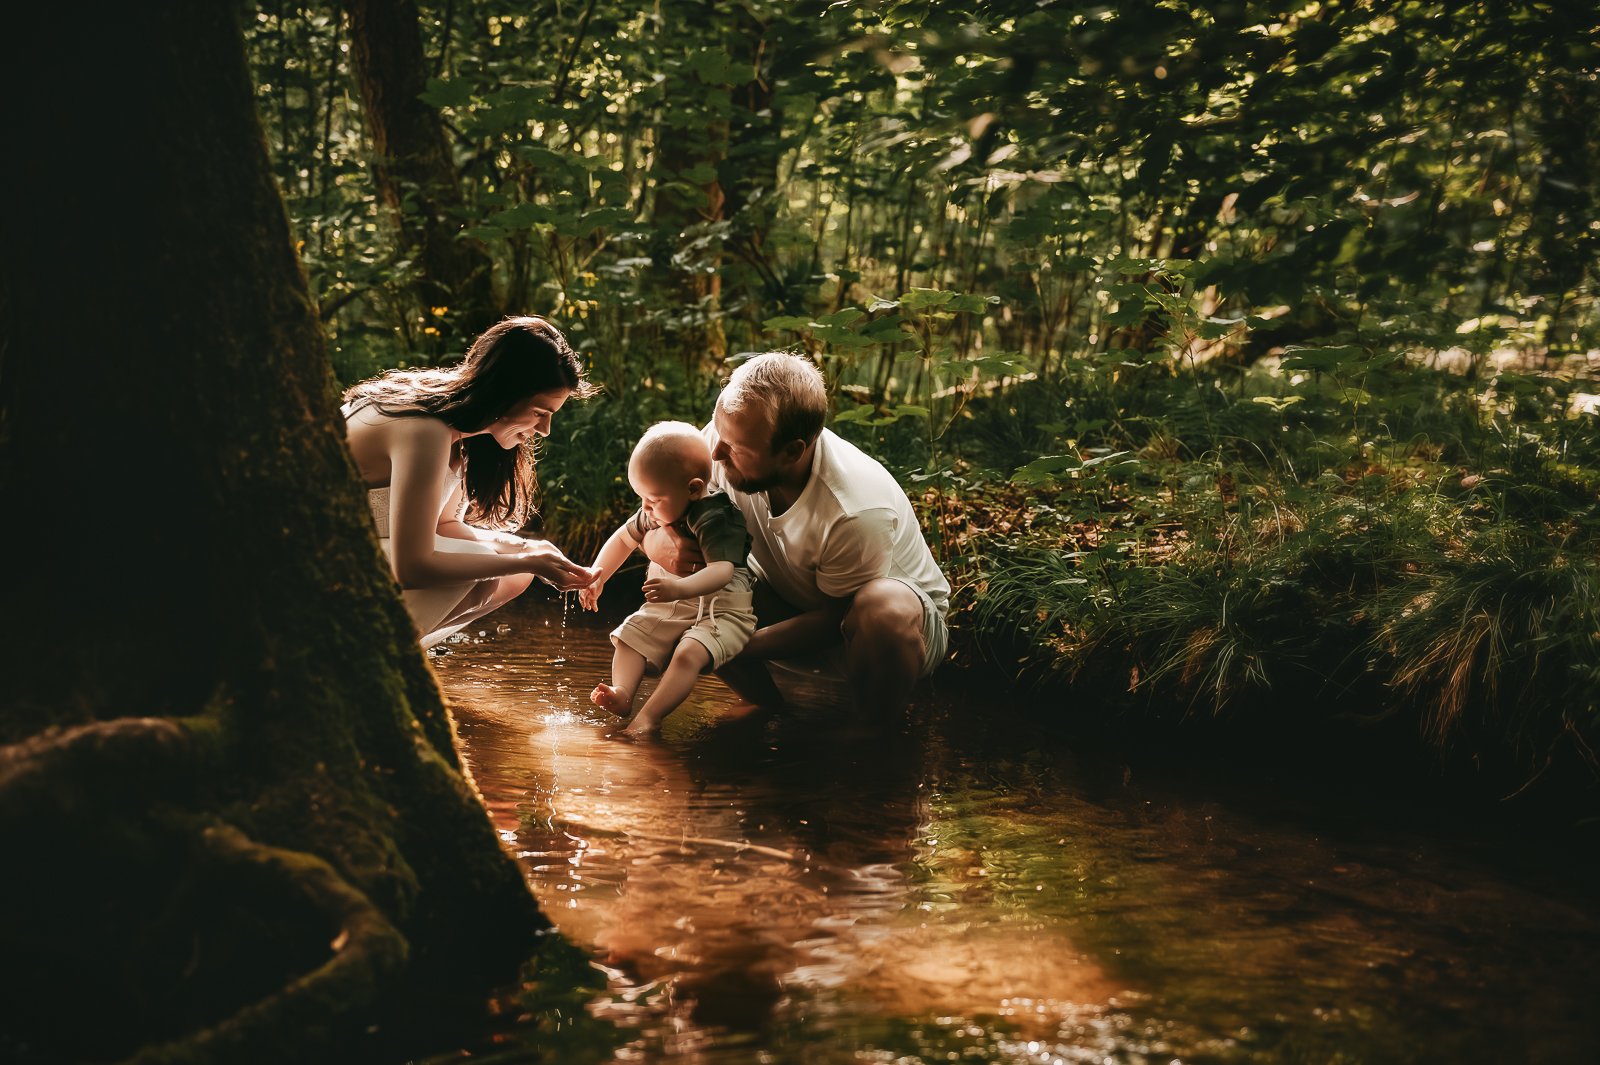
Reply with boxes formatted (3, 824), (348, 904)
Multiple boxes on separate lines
(343, 315), (599, 647)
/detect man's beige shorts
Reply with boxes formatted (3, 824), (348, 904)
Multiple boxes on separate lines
(611, 565), (757, 671)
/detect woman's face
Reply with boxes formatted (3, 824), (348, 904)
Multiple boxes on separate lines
(488, 388), (571, 449)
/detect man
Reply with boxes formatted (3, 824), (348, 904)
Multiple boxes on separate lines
(646, 351), (949, 714)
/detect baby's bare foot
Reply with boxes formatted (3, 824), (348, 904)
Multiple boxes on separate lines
(618, 718), (660, 739)
(591, 683), (633, 716)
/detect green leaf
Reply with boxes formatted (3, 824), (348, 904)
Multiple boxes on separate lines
(899, 288), (958, 310)
(680, 162), (719, 185)
(486, 202), (555, 229)
(514, 145), (582, 171)
(861, 314), (909, 341)
(1197, 316), (1246, 340)
(1012, 454), (1082, 485)
(1079, 450), (1134, 469)
(814, 308), (865, 328)
(574, 205), (635, 235)
(1279, 345), (1365, 372)
(947, 293), (998, 314)
(686, 48), (743, 85)
(811, 325), (875, 348)
(971, 353), (1029, 377)
(832, 405), (877, 424)
(1107, 257), (1156, 275)
(419, 76), (474, 109)
(1102, 302), (1146, 327)
(763, 315), (814, 332)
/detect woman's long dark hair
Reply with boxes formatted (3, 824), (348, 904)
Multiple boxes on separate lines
(343, 316), (592, 529)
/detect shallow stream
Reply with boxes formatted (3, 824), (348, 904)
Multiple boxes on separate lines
(427, 597), (1600, 1064)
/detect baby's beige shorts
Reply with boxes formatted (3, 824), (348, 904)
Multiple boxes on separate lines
(611, 565), (757, 671)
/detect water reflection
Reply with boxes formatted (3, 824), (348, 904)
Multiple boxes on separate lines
(432, 598), (1600, 1064)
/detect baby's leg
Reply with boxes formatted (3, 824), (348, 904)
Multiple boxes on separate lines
(621, 639), (712, 736)
(593, 643), (647, 716)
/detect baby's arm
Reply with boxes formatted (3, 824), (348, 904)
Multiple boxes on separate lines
(641, 560), (734, 603)
(579, 523), (641, 610)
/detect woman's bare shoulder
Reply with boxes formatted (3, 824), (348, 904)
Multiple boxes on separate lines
(351, 409), (451, 449)
(347, 409), (453, 485)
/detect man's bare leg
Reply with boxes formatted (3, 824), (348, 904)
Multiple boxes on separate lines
(593, 642), (647, 717)
(713, 653), (787, 707)
(840, 578), (925, 717)
(622, 639), (712, 736)
(712, 578), (792, 707)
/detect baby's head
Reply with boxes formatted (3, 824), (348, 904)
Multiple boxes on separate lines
(629, 421), (712, 525)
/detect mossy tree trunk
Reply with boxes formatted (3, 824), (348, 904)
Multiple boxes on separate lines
(0, 5), (545, 1062)
(345, 0), (497, 336)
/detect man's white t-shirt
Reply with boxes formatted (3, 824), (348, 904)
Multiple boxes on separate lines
(707, 426), (950, 615)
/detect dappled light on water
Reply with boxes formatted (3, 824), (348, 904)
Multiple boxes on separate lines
(430, 597), (1600, 1064)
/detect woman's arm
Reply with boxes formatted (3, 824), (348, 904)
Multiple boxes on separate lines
(435, 479), (516, 547)
(437, 516), (529, 554)
(386, 419), (595, 589)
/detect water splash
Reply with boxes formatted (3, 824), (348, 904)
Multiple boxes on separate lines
(550, 590), (571, 668)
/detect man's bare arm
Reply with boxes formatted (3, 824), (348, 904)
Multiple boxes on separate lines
(741, 597), (851, 660)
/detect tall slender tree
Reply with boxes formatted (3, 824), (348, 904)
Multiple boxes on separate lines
(645, 0), (737, 368)
(1, 5), (545, 1061)
(346, 0), (498, 334)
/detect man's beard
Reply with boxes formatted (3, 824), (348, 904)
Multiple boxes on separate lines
(720, 462), (782, 494)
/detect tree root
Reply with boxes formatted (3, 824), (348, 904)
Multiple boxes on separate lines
(118, 823), (409, 1065)
(0, 716), (198, 821)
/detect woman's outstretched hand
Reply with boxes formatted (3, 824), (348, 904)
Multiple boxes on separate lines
(513, 540), (601, 590)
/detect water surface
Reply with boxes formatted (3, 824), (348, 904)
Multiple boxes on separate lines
(428, 597), (1600, 1064)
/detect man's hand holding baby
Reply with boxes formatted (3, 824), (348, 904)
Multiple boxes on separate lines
(639, 525), (705, 577)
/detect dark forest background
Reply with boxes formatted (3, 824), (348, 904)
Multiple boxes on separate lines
(2, 5), (1597, 1063)
(251, 0), (1600, 793)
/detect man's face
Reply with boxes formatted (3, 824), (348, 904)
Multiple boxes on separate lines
(712, 403), (785, 493)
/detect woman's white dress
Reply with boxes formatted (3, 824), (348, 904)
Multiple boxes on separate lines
(365, 482), (500, 648)
(345, 403), (502, 647)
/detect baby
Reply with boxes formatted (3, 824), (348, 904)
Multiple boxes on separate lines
(578, 421), (756, 736)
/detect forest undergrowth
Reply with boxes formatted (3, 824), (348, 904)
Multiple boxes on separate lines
(249, 0), (1600, 811)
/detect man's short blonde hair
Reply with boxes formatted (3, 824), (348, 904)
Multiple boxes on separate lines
(717, 352), (827, 451)
(630, 420), (711, 483)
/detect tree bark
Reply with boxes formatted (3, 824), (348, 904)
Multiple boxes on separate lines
(648, 0), (734, 369)
(345, 0), (497, 333)
(0, 5), (545, 1062)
